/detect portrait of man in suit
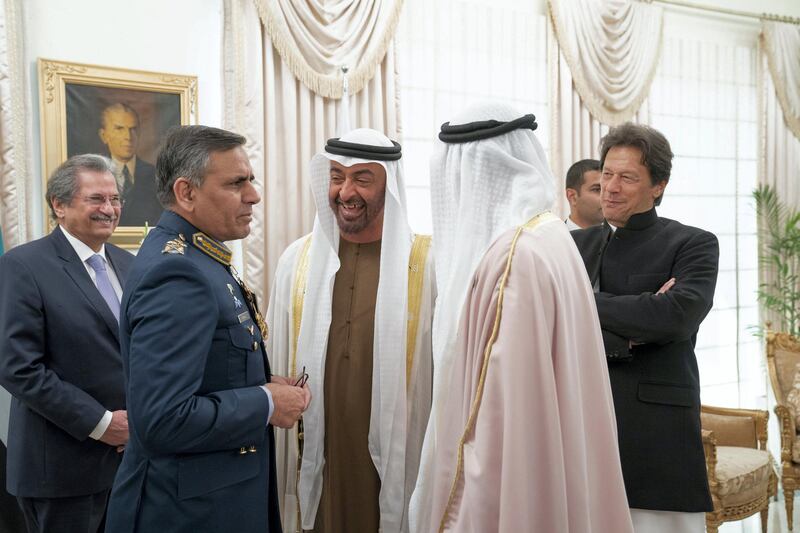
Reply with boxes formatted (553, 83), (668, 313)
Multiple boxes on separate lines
(98, 102), (162, 227)
(64, 83), (181, 230)
(0, 154), (135, 533)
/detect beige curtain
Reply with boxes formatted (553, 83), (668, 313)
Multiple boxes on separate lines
(758, 40), (800, 333)
(547, 12), (650, 219)
(223, 0), (400, 298)
(0, 0), (31, 251)
(760, 52), (800, 205)
(254, 0), (402, 99)
(762, 20), (800, 143)
(0, 0), (31, 449)
(547, 0), (662, 125)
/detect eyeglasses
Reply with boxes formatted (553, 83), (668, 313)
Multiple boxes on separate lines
(294, 366), (309, 387)
(82, 195), (123, 207)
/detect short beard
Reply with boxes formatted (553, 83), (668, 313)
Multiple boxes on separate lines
(330, 193), (385, 236)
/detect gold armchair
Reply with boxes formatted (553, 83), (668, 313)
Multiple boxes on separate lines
(701, 405), (778, 533)
(766, 329), (800, 529)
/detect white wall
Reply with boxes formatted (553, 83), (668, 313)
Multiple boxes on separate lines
(23, 0), (224, 237)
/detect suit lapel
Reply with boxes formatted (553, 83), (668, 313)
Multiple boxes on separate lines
(106, 245), (131, 287)
(50, 228), (120, 342)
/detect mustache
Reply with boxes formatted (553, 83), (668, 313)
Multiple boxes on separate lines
(90, 214), (118, 222)
(335, 197), (365, 208)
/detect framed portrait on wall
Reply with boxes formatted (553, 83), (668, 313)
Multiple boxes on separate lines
(38, 58), (198, 248)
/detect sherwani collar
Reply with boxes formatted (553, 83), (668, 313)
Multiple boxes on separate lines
(617, 207), (658, 232)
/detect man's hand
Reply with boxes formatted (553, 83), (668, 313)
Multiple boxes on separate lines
(265, 381), (312, 429)
(656, 277), (676, 295)
(99, 410), (129, 447)
(630, 278), (677, 348)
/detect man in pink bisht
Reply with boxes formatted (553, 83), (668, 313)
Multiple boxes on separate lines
(410, 102), (633, 533)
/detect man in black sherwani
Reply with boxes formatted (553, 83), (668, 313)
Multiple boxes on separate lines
(571, 123), (718, 533)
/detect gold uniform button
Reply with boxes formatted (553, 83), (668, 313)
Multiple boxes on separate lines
(248, 445), (257, 453)
(253, 341), (259, 351)
(239, 447), (247, 455)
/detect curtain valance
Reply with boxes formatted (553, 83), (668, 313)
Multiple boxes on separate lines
(548, 0), (663, 125)
(762, 20), (800, 141)
(253, 0), (403, 98)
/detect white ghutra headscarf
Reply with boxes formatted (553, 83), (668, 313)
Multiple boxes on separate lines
(410, 102), (556, 531)
(297, 128), (414, 532)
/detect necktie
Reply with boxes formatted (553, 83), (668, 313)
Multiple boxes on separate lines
(122, 165), (133, 196)
(86, 254), (120, 321)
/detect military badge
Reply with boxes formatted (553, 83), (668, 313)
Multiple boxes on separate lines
(229, 265), (269, 341)
(192, 232), (232, 266)
(162, 233), (187, 255)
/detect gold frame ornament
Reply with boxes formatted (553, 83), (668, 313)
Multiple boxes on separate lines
(37, 58), (198, 248)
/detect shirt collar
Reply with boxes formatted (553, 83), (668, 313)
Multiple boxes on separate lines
(112, 156), (137, 179)
(565, 216), (581, 231)
(59, 225), (107, 264)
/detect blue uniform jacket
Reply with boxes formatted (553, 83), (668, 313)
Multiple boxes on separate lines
(106, 210), (282, 533)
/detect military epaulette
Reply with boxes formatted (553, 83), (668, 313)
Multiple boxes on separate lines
(192, 232), (232, 266)
(162, 233), (187, 255)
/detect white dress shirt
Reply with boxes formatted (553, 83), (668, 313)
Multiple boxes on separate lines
(59, 225), (122, 440)
(565, 216), (582, 231)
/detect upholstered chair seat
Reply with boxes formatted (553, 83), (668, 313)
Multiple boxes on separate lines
(714, 446), (775, 507)
(701, 405), (777, 533)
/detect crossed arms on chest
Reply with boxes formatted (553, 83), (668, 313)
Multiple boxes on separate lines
(595, 230), (719, 356)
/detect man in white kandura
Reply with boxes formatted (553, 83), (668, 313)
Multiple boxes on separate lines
(410, 102), (633, 533)
(267, 128), (435, 533)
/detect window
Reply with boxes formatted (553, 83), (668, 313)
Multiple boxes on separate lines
(647, 15), (761, 409)
(398, 3), (762, 413)
(398, 0), (550, 233)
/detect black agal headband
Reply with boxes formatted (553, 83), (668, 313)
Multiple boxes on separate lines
(324, 137), (402, 161)
(439, 114), (538, 143)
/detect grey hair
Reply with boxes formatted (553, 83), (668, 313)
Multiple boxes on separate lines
(46, 154), (117, 220)
(155, 125), (246, 207)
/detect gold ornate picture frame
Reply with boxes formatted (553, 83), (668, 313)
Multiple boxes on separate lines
(38, 58), (198, 248)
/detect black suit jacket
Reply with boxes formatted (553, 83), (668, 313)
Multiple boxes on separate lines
(119, 159), (162, 227)
(571, 208), (718, 512)
(0, 227), (133, 498)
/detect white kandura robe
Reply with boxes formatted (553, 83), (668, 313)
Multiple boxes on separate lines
(267, 234), (435, 533)
(426, 217), (633, 533)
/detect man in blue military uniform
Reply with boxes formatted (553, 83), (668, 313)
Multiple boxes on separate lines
(106, 125), (310, 533)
